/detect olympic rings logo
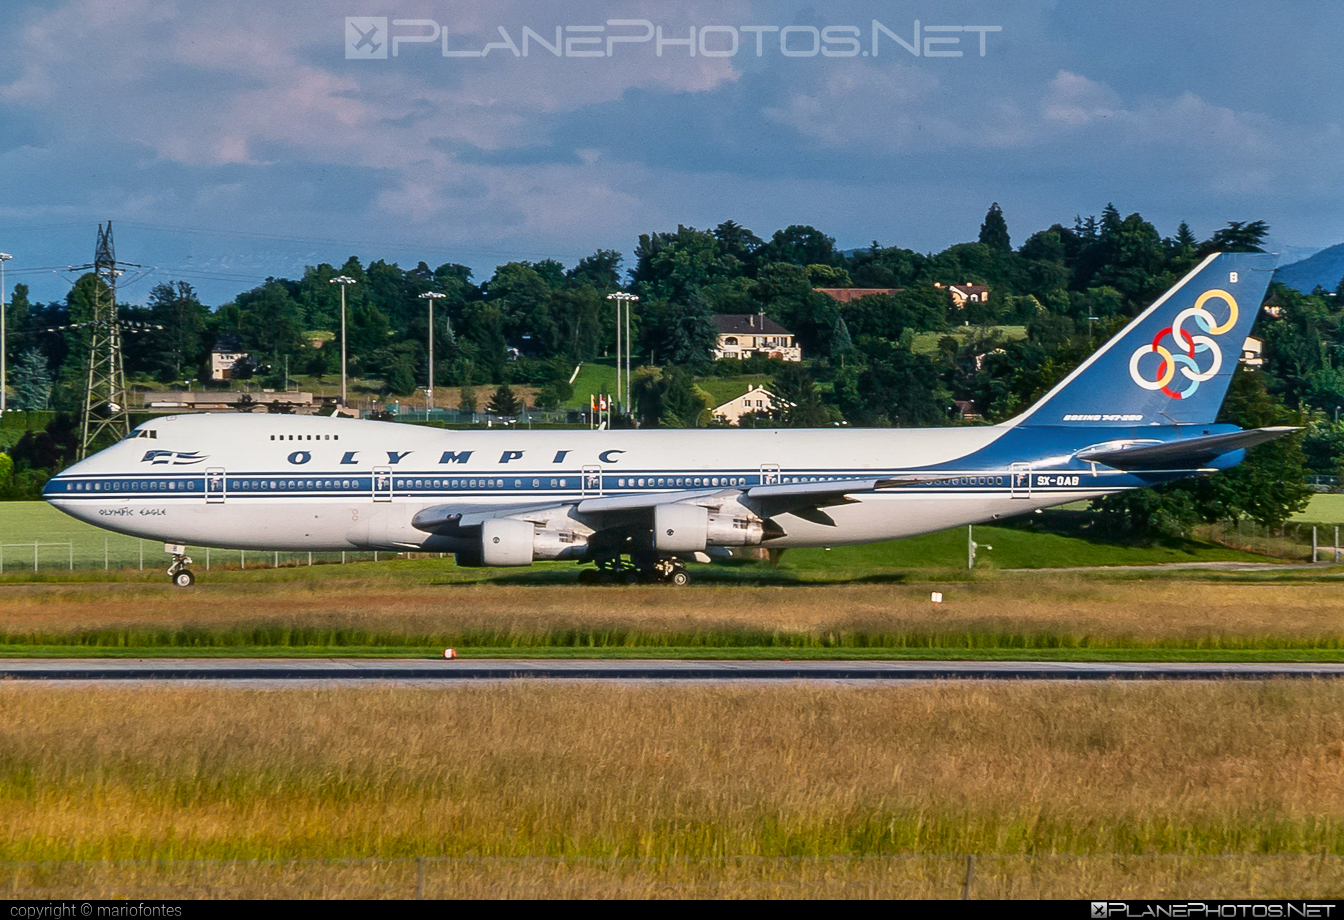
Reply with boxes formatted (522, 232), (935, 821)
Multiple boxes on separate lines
(1128, 290), (1239, 400)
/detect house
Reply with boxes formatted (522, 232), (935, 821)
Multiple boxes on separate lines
(210, 336), (249, 381)
(935, 283), (991, 309)
(813, 287), (902, 303)
(1241, 336), (1264, 368)
(713, 386), (782, 426)
(712, 313), (801, 362)
(952, 400), (978, 421)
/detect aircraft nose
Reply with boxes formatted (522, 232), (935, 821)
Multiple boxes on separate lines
(43, 469), (74, 500)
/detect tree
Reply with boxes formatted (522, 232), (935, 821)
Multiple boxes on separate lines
(632, 226), (732, 302)
(487, 384), (522, 418)
(712, 220), (764, 266)
(1201, 220), (1269, 255)
(567, 250), (623, 290)
(978, 202), (1011, 253)
(661, 293), (719, 369)
(458, 385), (478, 414)
(147, 281), (207, 382)
(756, 225), (838, 268)
(10, 349), (52, 410)
(630, 366), (711, 428)
(769, 363), (833, 427)
(835, 339), (948, 427)
(234, 280), (307, 366)
(2, 283), (31, 372)
(831, 316), (853, 357)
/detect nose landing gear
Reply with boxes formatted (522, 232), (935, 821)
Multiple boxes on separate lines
(165, 543), (194, 587)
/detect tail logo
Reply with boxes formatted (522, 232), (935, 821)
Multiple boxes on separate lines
(1128, 289), (1239, 400)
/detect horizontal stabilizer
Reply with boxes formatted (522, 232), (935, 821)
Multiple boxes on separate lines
(1076, 427), (1297, 471)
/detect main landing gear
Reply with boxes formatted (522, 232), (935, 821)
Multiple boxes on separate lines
(165, 543), (194, 587)
(578, 555), (692, 586)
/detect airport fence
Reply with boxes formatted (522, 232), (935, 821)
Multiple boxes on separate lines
(1194, 520), (1344, 563)
(0, 535), (433, 575)
(1, 527), (1340, 575)
(3, 853), (1343, 899)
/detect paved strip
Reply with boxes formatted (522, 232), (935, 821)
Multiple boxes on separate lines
(5, 659), (1344, 682)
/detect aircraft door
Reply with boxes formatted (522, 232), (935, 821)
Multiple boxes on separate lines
(1010, 462), (1031, 499)
(206, 467), (226, 504)
(373, 467), (392, 502)
(582, 465), (602, 497)
(760, 464), (781, 486)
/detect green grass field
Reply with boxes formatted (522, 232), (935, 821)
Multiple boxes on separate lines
(1293, 493), (1344, 524)
(693, 374), (773, 406)
(566, 360), (619, 408)
(911, 325), (1028, 355)
(567, 362), (770, 412)
(0, 502), (381, 575)
(0, 501), (1269, 581)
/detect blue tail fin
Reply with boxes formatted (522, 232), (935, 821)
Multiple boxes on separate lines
(1012, 252), (1276, 428)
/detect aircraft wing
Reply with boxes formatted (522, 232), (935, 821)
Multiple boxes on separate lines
(411, 476), (922, 536)
(1076, 427), (1297, 471)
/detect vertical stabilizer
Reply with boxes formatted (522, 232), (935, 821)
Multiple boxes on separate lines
(1012, 252), (1275, 428)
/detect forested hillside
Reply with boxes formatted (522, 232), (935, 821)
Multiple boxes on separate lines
(4, 203), (1341, 529)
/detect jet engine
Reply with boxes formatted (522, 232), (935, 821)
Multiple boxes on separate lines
(652, 502), (763, 552)
(472, 518), (589, 566)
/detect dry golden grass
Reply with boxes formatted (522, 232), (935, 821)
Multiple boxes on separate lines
(4, 682), (1344, 898)
(8, 855), (1344, 899)
(4, 576), (1344, 645)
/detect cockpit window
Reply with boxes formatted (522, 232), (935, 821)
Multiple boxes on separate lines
(124, 429), (157, 440)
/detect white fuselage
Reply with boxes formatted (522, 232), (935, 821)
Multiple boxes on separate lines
(45, 413), (1122, 552)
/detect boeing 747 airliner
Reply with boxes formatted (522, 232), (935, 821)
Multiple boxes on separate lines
(45, 252), (1290, 585)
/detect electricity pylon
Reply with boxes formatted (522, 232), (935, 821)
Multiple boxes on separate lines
(75, 222), (139, 458)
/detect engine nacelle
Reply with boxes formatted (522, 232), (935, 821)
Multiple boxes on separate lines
(481, 518), (535, 566)
(476, 518), (590, 566)
(653, 503), (763, 552)
(654, 503), (708, 552)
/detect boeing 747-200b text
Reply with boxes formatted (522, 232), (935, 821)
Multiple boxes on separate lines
(45, 252), (1290, 586)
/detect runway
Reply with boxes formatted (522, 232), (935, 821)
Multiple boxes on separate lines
(4, 658), (1344, 683)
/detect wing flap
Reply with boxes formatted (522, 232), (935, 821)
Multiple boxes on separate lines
(412, 501), (569, 534)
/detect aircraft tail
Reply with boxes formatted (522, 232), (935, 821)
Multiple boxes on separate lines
(1011, 252), (1276, 429)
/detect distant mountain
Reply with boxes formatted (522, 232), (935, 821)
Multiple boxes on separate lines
(1274, 243), (1344, 294)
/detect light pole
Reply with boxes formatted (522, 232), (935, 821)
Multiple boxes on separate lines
(0, 252), (10, 416)
(606, 292), (638, 413)
(329, 276), (356, 406)
(419, 291), (445, 413)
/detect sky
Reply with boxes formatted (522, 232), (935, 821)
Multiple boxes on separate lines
(0, 0), (1341, 306)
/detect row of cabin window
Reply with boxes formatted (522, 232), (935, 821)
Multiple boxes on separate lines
(394, 478), (571, 490)
(235, 479), (361, 490)
(618, 476), (748, 488)
(269, 434), (339, 440)
(68, 480), (194, 491)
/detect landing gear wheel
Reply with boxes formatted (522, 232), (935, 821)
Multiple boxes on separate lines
(670, 569), (691, 587)
(166, 548), (195, 587)
(578, 569), (600, 585)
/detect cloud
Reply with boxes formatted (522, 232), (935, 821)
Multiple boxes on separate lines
(1040, 70), (1122, 126)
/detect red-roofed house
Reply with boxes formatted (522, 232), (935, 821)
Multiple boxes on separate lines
(814, 287), (902, 303)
